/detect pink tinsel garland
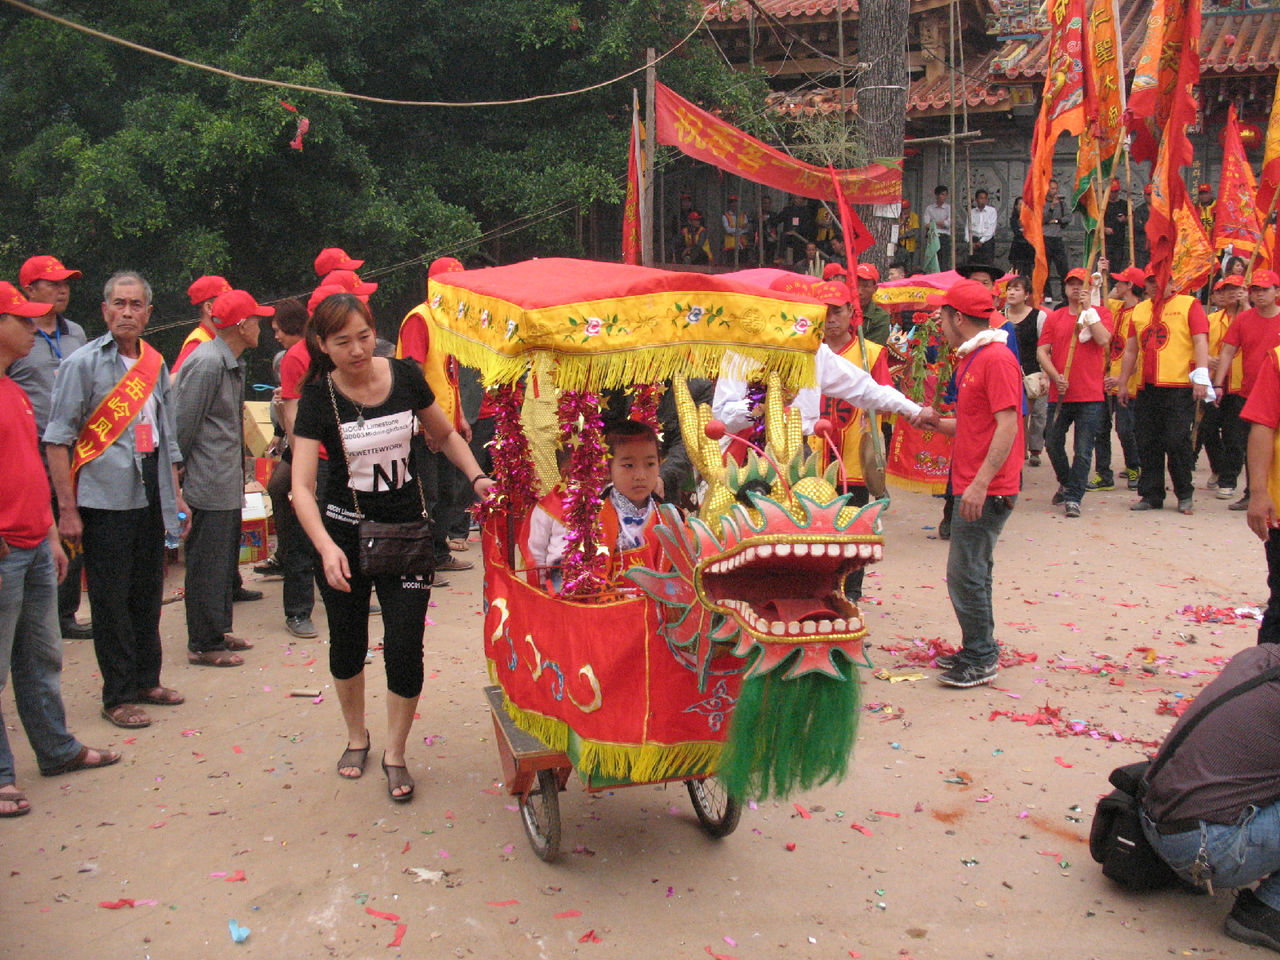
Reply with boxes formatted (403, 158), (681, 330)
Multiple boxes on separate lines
(482, 385), (538, 523)
(558, 390), (611, 597)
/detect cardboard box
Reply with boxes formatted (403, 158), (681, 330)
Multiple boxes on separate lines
(243, 401), (274, 457)
(239, 516), (270, 564)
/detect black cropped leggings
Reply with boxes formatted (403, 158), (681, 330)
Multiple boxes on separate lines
(317, 531), (432, 698)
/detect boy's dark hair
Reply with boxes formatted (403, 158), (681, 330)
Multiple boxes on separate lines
(272, 297), (307, 337)
(605, 419), (659, 455)
(935, 184), (948, 196)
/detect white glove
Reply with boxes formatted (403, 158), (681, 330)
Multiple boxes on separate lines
(1077, 307), (1100, 342)
(1189, 366), (1217, 403)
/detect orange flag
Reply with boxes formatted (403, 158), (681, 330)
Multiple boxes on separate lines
(622, 92), (643, 266)
(1020, 0), (1086, 303)
(1073, 0), (1127, 255)
(1258, 69), (1280, 219)
(1214, 105), (1262, 259)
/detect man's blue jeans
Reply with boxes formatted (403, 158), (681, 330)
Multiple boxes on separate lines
(1046, 400), (1105, 503)
(946, 494), (1015, 666)
(1142, 800), (1280, 909)
(0, 540), (82, 784)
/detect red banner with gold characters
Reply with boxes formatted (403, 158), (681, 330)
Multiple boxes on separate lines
(654, 83), (900, 204)
(1259, 69), (1280, 216)
(1021, 0), (1086, 304)
(483, 521), (742, 785)
(885, 421), (953, 495)
(70, 341), (162, 478)
(1215, 105), (1262, 258)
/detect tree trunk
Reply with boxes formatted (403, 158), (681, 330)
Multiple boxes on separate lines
(854, 0), (910, 274)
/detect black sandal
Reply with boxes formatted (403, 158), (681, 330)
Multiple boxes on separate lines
(336, 731), (370, 779)
(381, 753), (414, 802)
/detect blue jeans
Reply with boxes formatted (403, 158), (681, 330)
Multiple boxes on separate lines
(1142, 800), (1280, 909)
(0, 541), (82, 784)
(946, 494), (1015, 666)
(1046, 400), (1105, 503)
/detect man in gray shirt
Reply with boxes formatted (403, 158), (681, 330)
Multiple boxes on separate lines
(174, 289), (273, 667)
(11, 255), (90, 640)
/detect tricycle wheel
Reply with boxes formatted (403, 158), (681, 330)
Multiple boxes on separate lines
(519, 768), (562, 861)
(687, 777), (741, 838)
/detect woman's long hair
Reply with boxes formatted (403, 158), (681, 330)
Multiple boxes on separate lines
(302, 293), (374, 385)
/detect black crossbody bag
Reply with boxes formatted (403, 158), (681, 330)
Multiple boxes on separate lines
(1090, 665), (1280, 890)
(326, 374), (434, 579)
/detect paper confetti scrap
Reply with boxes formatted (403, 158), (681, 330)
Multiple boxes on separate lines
(387, 923), (407, 948)
(555, 910), (583, 919)
(366, 907), (400, 922)
(578, 929), (603, 943)
(228, 919), (251, 943)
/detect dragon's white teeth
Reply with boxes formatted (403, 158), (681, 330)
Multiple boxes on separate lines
(843, 543), (858, 558)
(827, 543), (842, 557)
(859, 543), (873, 558)
(872, 544), (883, 559)
(817, 620), (833, 634)
(832, 618), (847, 632)
(758, 544), (774, 558)
(802, 620), (817, 634)
(775, 543), (791, 557)
(794, 543), (809, 556)
(744, 547), (757, 562)
(787, 621), (801, 635)
(770, 621), (786, 636)
(850, 619), (863, 632)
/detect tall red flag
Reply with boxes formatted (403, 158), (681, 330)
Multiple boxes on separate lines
(621, 94), (643, 265)
(1214, 105), (1262, 259)
(1258, 70), (1280, 220)
(1021, 0), (1087, 303)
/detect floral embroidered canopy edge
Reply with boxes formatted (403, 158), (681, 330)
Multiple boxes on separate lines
(424, 258), (823, 392)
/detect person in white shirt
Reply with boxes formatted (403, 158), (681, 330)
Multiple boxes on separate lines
(923, 185), (953, 268)
(966, 190), (998, 264)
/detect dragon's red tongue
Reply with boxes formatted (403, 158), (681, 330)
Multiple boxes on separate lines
(759, 598), (839, 622)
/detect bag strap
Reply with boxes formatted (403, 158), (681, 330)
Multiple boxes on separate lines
(325, 371), (429, 521)
(1146, 663), (1280, 787)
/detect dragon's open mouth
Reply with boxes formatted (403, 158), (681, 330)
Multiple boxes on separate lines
(698, 537), (882, 641)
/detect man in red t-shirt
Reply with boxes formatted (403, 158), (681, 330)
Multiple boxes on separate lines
(1216, 270), (1280, 507)
(1241, 348), (1280, 645)
(922, 279), (1024, 688)
(0, 281), (120, 817)
(1036, 267), (1113, 517)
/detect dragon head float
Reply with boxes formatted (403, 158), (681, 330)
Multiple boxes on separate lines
(626, 374), (887, 800)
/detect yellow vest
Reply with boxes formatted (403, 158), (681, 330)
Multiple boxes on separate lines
(1208, 308), (1246, 394)
(814, 338), (883, 485)
(723, 211), (746, 251)
(395, 304), (461, 429)
(1130, 295), (1199, 388)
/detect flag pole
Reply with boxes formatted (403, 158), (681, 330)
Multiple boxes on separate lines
(1245, 190), (1280, 282)
(1123, 140), (1136, 267)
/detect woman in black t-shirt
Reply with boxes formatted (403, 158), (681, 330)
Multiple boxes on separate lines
(1004, 275), (1048, 464)
(293, 294), (495, 802)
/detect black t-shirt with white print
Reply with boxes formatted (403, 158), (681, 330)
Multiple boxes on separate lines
(294, 358), (434, 531)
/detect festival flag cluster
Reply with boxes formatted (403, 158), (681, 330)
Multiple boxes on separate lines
(1213, 105), (1262, 260)
(1072, 0), (1126, 262)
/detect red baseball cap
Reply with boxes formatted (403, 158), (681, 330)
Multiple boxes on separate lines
(307, 284), (348, 315)
(687, 211), (702, 221)
(1198, 183), (1212, 193)
(926, 279), (994, 319)
(210, 289), (273, 329)
(1064, 267), (1089, 284)
(427, 257), (464, 279)
(0, 281), (54, 318)
(19, 255), (81, 288)
(822, 263), (848, 280)
(188, 274), (232, 306)
(1113, 265), (1150, 286)
(1249, 269), (1280, 289)
(816, 280), (851, 305)
(1143, 183), (1154, 195)
(901, 199), (911, 209)
(321, 269), (378, 297)
(1110, 178), (1122, 191)
(855, 263), (880, 283)
(1214, 275), (1246, 290)
(727, 194), (738, 202)
(314, 247), (363, 276)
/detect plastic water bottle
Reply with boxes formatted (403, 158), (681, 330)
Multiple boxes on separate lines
(165, 512), (186, 550)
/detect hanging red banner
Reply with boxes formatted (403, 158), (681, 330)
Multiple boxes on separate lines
(654, 83), (900, 204)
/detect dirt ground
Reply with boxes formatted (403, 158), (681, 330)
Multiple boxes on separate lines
(0, 454), (1271, 960)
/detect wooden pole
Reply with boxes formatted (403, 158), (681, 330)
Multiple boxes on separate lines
(643, 48), (656, 268)
(1123, 141), (1136, 267)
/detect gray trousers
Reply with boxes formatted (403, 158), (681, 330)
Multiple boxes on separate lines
(184, 508), (241, 652)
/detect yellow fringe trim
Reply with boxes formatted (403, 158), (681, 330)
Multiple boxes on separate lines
(498, 691), (722, 781)
(434, 326), (816, 393)
(885, 473), (948, 494)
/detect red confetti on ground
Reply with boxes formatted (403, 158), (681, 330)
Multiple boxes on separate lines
(232, 745), (243, 754)
(793, 803), (811, 819)
(873, 810), (900, 817)
(303, 658), (316, 666)
(988, 702), (1156, 746)
(554, 910), (582, 919)
(366, 907), (400, 922)
(1157, 698), (1193, 718)
(99, 899), (136, 909)
(850, 823), (873, 836)
(578, 929), (603, 943)
(487, 900), (520, 907)
(1053, 756), (1073, 768)
(401, 841), (410, 854)
(785, 842), (797, 851)
(1179, 604), (1253, 625)
(387, 923), (407, 948)
(224, 870), (246, 882)
(705, 947), (740, 960)
(880, 636), (1037, 669)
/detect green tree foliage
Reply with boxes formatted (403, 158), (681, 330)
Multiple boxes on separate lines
(0, 0), (762, 356)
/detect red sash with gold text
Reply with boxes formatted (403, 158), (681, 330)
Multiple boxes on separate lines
(70, 341), (163, 477)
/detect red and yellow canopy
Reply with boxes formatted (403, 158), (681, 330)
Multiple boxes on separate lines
(426, 258), (823, 391)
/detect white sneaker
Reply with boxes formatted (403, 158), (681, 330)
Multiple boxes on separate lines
(1217, 486), (1237, 500)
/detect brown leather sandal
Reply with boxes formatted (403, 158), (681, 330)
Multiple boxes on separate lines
(41, 745), (122, 777)
(137, 686), (185, 706)
(187, 649), (245, 667)
(0, 786), (30, 818)
(101, 704), (151, 728)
